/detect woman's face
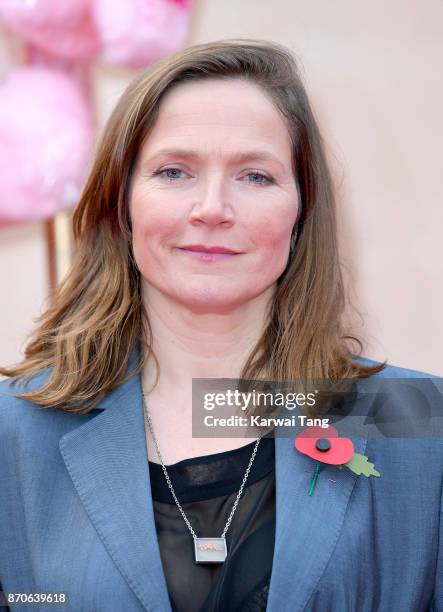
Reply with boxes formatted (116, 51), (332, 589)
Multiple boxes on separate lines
(129, 77), (300, 314)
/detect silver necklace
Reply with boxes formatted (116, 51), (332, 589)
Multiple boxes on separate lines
(141, 389), (262, 564)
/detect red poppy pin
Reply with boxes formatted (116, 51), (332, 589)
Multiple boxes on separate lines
(294, 425), (380, 495)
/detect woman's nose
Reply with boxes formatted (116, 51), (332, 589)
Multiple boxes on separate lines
(188, 176), (235, 228)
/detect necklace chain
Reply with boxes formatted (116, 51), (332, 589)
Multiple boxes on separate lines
(141, 388), (262, 540)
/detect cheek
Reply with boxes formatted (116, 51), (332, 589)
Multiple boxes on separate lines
(130, 189), (179, 245)
(253, 213), (293, 251)
(250, 188), (298, 249)
(246, 206), (296, 281)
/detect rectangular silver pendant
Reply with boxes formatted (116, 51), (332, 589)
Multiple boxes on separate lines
(194, 537), (227, 564)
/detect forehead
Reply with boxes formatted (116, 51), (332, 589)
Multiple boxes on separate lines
(139, 78), (293, 161)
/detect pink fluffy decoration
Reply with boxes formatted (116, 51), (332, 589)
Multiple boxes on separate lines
(0, 67), (94, 222)
(92, 0), (192, 69)
(0, 0), (100, 62)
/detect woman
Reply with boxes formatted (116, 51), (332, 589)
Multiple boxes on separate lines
(0, 39), (441, 612)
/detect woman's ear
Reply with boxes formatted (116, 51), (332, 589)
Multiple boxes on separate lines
(290, 224), (299, 254)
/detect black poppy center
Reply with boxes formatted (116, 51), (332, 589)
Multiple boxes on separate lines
(315, 438), (331, 452)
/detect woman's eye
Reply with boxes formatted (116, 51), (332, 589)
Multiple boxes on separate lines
(245, 172), (273, 186)
(155, 167), (185, 181)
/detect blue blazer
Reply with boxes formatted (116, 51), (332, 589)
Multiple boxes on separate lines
(1, 350), (442, 612)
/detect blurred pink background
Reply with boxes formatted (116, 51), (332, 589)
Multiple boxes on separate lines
(1, 0), (442, 375)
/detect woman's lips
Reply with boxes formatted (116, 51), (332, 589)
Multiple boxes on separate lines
(177, 248), (241, 262)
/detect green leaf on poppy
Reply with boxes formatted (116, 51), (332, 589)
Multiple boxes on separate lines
(343, 453), (380, 477)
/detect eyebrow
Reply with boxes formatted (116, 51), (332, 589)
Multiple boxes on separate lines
(145, 147), (286, 171)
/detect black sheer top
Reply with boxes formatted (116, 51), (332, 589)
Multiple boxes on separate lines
(148, 432), (276, 612)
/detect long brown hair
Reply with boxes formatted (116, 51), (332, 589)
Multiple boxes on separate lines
(0, 38), (386, 413)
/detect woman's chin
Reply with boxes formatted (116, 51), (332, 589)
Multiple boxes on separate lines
(181, 297), (243, 315)
(172, 288), (252, 315)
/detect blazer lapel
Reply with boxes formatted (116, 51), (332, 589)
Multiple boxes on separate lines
(59, 360), (171, 612)
(266, 424), (368, 612)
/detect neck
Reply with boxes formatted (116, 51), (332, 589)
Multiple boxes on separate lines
(141, 283), (275, 397)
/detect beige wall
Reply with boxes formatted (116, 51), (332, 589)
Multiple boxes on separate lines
(1, 1), (442, 375)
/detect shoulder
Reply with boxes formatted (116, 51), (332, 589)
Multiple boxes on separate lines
(350, 353), (440, 379)
(0, 369), (78, 451)
(0, 371), (97, 490)
(349, 355), (442, 439)
(347, 356), (443, 485)
(0, 369), (52, 425)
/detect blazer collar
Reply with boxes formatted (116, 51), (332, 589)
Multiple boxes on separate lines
(59, 346), (367, 612)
